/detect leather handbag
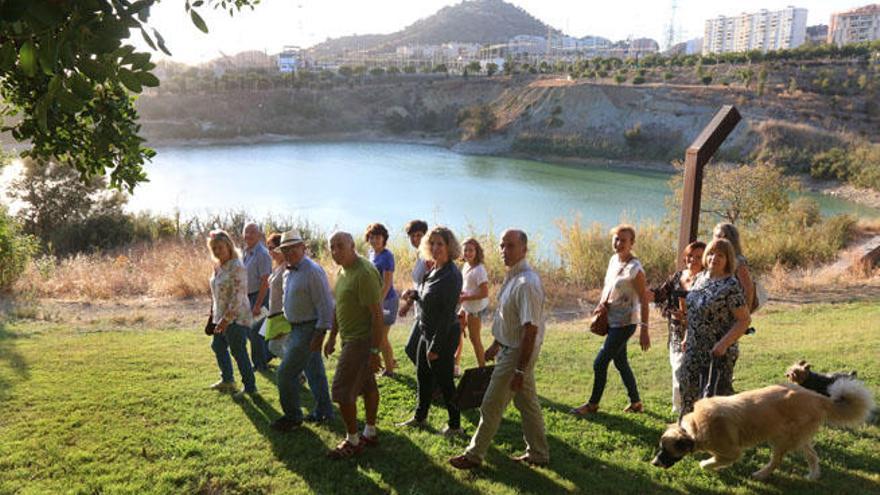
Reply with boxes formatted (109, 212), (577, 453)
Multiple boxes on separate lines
(589, 302), (610, 336)
(204, 310), (216, 335)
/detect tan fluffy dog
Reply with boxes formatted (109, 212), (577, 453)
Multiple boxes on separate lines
(652, 380), (874, 480)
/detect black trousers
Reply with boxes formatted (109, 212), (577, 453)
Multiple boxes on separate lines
(415, 335), (461, 429)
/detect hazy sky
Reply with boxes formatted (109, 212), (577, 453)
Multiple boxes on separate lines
(136, 1), (864, 64)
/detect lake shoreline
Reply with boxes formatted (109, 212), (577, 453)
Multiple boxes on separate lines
(145, 132), (880, 210)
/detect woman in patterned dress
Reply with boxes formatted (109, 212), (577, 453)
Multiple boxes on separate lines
(678, 238), (751, 414)
(650, 241), (705, 414)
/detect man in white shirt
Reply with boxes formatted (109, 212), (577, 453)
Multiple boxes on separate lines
(449, 229), (549, 469)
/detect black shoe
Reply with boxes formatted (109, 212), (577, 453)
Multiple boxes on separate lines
(304, 413), (331, 423)
(270, 417), (302, 432)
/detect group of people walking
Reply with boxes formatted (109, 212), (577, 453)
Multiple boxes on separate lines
(205, 217), (756, 466)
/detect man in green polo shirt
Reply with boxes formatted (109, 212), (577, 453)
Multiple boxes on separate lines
(324, 231), (383, 459)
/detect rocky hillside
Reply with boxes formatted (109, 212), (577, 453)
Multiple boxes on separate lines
(137, 74), (876, 168)
(309, 0), (556, 56)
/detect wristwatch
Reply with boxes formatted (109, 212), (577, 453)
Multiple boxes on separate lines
(369, 347), (380, 355)
(514, 369), (525, 376)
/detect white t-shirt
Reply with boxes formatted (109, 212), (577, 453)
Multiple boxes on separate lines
(602, 255), (644, 328)
(461, 263), (490, 313)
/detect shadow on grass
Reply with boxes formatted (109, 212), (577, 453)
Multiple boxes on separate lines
(235, 391), (480, 494)
(0, 322), (30, 401)
(539, 394), (663, 448)
(461, 411), (681, 494)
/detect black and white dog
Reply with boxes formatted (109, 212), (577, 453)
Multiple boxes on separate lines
(785, 360), (857, 396)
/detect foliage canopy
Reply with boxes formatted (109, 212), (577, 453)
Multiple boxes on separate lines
(0, 0), (258, 191)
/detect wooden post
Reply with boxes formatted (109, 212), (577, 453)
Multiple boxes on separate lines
(677, 105), (742, 268)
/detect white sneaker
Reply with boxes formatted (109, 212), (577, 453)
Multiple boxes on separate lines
(209, 380), (237, 392)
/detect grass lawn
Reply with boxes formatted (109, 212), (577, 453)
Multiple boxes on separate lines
(0, 301), (878, 494)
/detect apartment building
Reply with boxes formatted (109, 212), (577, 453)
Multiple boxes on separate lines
(828, 4), (880, 46)
(703, 6), (808, 54)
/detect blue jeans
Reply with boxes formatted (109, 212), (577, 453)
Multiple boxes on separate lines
(277, 321), (334, 421)
(211, 322), (256, 393)
(588, 324), (641, 404)
(248, 292), (270, 369)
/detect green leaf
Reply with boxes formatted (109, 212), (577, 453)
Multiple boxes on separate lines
(38, 37), (58, 75)
(118, 68), (143, 93)
(57, 89), (84, 113)
(79, 58), (107, 81)
(19, 41), (36, 77)
(129, 52), (151, 71)
(0, 43), (16, 71)
(193, 0), (204, 6)
(140, 28), (157, 51)
(153, 29), (172, 56)
(190, 10), (208, 33)
(136, 71), (160, 87)
(35, 96), (49, 132)
(47, 75), (62, 97)
(69, 73), (94, 99)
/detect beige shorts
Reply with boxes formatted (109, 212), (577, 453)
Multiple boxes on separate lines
(331, 337), (378, 404)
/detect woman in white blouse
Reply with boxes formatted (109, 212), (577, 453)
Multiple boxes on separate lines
(571, 224), (650, 416)
(454, 237), (489, 376)
(207, 229), (257, 399)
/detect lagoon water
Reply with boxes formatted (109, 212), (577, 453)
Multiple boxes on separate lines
(128, 141), (879, 250)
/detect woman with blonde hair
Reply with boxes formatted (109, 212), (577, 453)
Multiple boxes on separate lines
(678, 238), (751, 414)
(207, 229), (257, 399)
(454, 237), (489, 376)
(571, 224), (650, 416)
(712, 222), (755, 311)
(398, 226), (464, 435)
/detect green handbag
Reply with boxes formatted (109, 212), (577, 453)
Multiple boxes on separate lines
(264, 313), (291, 341)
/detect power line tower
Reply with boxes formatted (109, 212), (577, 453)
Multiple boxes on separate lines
(665, 0), (678, 51)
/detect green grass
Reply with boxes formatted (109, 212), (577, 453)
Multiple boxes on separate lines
(1, 302), (879, 494)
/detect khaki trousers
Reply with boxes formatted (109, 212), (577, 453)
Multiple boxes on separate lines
(464, 345), (549, 463)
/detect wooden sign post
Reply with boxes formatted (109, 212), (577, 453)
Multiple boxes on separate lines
(677, 105), (742, 268)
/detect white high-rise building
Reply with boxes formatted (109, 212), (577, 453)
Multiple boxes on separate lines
(829, 4), (880, 46)
(703, 7), (808, 54)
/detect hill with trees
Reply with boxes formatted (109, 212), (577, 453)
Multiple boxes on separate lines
(308, 0), (557, 56)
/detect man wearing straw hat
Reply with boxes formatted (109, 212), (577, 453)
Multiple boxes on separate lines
(270, 230), (335, 432)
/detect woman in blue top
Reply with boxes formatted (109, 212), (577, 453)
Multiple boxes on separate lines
(365, 222), (399, 377)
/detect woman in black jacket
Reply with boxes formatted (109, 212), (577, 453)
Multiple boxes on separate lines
(398, 226), (464, 435)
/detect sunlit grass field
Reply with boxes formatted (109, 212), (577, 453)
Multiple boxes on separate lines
(0, 302), (878, 494)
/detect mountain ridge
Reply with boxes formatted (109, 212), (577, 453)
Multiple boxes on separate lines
(308, 0), (560, 56)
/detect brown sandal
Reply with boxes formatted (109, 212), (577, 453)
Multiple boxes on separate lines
(327, 439), (364, 460)
(569, 403), (599, 416)
(623, 402), (643, 413)
(449, 455), (481, 470)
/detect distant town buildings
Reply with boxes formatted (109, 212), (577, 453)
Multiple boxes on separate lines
(277, 46), (301, 73)
(703, 6), (808, 54)
(805, 25), (828, 44)
(828, 4), (880, 46)
(667, 38), (703, 55)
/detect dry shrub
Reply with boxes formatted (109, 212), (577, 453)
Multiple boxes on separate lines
(15, 241), (212, 299)
(555, 216), (676, 288)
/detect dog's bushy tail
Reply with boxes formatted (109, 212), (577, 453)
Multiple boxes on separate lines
(825, 379), (875, 427)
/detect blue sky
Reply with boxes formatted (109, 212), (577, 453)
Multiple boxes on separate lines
(137, 0), (863, 63)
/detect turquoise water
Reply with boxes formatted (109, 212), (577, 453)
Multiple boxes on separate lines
(127, 141), (880, 249)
